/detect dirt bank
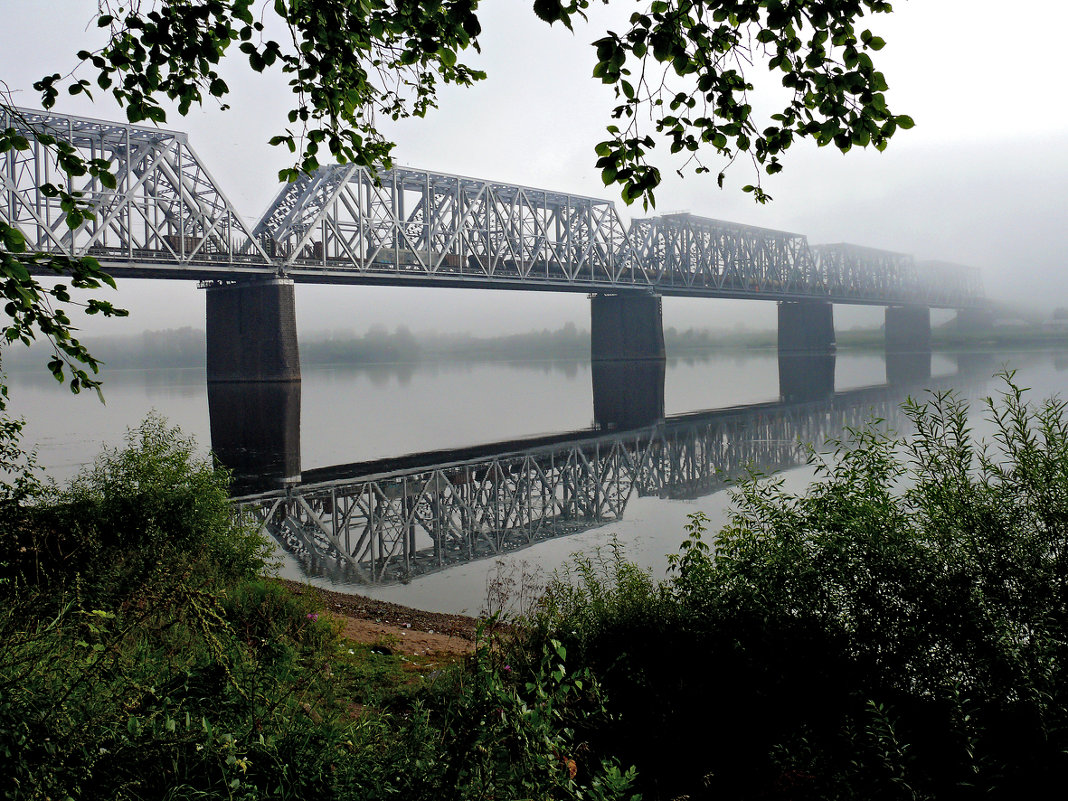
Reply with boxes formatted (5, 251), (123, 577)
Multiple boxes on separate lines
(278, 579), (481, 658)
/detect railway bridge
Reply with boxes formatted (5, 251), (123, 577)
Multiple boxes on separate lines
(1, 107), (988, 380)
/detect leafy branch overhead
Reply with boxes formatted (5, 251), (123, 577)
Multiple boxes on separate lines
(34, 0), (905, 207)
(538, 0), (909, 206)
(36, 0), (486, 181)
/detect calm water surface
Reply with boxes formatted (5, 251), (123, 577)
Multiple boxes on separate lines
(7, 348), (1066, 614)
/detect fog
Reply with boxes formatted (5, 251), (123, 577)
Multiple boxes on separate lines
(1, 0), (1065, 339)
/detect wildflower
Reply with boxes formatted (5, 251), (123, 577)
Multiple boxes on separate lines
(306, 613), (319, 621)
(503, 664), (513, 672)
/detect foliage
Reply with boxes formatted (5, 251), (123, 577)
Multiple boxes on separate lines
(21, 0), (904, 205)
(0, 413), (267, 607)
(419, 627), (640, 800)
(521, 374), (1068, 799)
(569, 0), (910, 205)
(0, 113), (128, 396)
(0, 416), (639, 800)
(38, 0), (485, 181)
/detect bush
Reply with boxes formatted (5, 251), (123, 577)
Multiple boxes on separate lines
(0, 415), (641, 801)
(0, 412), (268, 607)
(522, 374), (1068, 800)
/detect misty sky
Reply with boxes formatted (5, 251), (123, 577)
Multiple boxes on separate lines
(1, 0), (1066, 340)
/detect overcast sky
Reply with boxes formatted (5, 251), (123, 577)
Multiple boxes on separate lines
(2, 0), (1066, 339)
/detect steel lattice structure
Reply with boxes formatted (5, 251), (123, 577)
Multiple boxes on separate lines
(1, 107), (271, 278)
(239, 377), (985, 585)
(4, 107), (985, 308)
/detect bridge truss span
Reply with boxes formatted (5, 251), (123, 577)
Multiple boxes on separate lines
(1, 107), (270, 276)
(5, 107), (985, 308)
(629, 213), (819, 297)
(259, 168), (983, 307)
(255, 165), (642, 288)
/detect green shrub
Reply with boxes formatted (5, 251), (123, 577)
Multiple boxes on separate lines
(522, 374), (1068, 800)
(0, 414), (640, 801)
(0, 413), (268, 608)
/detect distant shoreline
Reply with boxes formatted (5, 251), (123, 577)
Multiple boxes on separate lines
(4, 322), (1068, 374)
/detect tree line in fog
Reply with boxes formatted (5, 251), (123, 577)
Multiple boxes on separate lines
(2, 323), (779, 371)
(7, 318), (1065, 374)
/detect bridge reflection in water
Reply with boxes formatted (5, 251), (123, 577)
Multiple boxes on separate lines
(214, 354), (989, 586)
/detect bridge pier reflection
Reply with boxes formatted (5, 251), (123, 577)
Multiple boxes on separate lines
(778, 351), (836, 403)
(592, 359), (666, 429)
(205, 278), (301, 383)
(208, 380), (301, 496)
(886, 350), (932, 386)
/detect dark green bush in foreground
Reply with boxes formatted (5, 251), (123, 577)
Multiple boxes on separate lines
(522, 374), (1068, 800)
(0, 416), (637, 801)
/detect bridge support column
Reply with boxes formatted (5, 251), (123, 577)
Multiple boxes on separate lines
(778, 301), (835, 352)
(205, 278), (301, 382)
(590, 293), (666, 361)
(885, 305), (931, 353)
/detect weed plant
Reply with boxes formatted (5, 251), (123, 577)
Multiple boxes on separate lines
(0, 414), (639, 800)
(521, 373), (1068, 800)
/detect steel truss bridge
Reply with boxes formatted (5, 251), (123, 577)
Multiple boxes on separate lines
(3, 107), (984, 308)
(238, 375), (986, 585)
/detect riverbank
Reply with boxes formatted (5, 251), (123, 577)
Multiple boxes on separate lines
(277, 578), (478, 660)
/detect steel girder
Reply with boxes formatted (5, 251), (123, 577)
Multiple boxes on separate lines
(628, 213), (818, 296)
(6, 107), (984, 307)
(239, 375), (986, 585)
(254, 165), (641, 285)
(259, 168), (983, 307)
(1, 106), (270, 271)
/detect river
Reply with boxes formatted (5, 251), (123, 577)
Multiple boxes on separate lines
(6, 346), (1066, 615)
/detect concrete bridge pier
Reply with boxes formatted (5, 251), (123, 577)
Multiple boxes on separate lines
(885, 305), (931, 353)
(590, 293), (667, 361)
(205, 278), (301, 383)
(778, 301), (835, 352)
